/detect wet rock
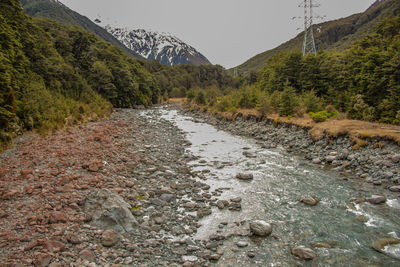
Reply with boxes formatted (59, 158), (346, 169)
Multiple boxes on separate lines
(249, 220), (272, 236)
(247, 251), (256, 258)
(300, 197), (319, 206)
(101, 229), (119, 247)
(79, 249), (95, 262)
(325, 155), (336, 163)
(243, 151), (257, 158)
(230, 197), (242, 203)
(291, 246), (317, 260)
(371, 238), (400, 254)
(84, 189), (138, 233)
(159, 187), (173, 194)
(389, 186), (400, 192)
(236, 173), (254, 180)
(216, 200), (227, 209)
(236, 241), (248, 247)
(366, 195), (386, 205)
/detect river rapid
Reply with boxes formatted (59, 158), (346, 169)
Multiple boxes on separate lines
(157, 106), (400, 266)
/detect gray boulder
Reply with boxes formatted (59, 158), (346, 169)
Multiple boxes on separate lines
(249, 220), (272, 236)
(291, 246), (317, 260)
(85, 189), (138, 233)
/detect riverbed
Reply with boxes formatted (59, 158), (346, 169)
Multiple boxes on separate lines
(157, 106), (400, 266)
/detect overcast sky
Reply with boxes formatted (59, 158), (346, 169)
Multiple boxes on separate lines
(61, 0), (376, 68)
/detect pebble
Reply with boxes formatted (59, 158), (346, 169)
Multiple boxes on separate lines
(249, 220), (272, 236)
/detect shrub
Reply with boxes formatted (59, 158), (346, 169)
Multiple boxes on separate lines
(309, 111), (328, 122)
(195, 91), (206, 105)
(301, 90), (323, 112)
(279, 85), (298, 116)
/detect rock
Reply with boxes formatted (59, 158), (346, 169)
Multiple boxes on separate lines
(36, 253), (52, 267)
(236, 173), (254, 180)
(300, 197), (319, 206)
(312, 158), (321, 164)
(230, 197), (242, 203)
(43, 240), (65, 253)
(243, 151), (257, 158)
(236, 241), (248, 247)
(249, 220), (272, 236)
(48, 211), (68, 224)
(325, 156), (336, 163)
(389, 186), (400, 192)
(391, 154), (400, 163)
(160, 193), (176, 203)
(291, 246), (317, 260)
(160, 187), (173, 194)
(371, 238), (400, 252)
(216, 200), (226, 209)
(247, 251), (256, 258)
(101, 229), (119, 247)
(366, 195), (386, 205)
(84, 189), (138, 233)
(66, 234), (82, 244)
(79, 249), (96, 262)
(182, 255), (198, 262)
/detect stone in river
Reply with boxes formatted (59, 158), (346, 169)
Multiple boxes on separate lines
(236, 241), (249, 247)
(249, 220), (272, 236)
(366, 195), (386, 205)
(300, 197), (319, 206)
(291, 246), (317, 260)
(236, 173), (253, 180)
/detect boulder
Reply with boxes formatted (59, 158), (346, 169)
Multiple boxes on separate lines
(249, 220), (272, 236)
(300, 197), (319, 206)
(84, 189), (138, 233)
(366, 195), (386, 205)
(236, 173), (254, 180)
(101, 229), (119, 247)
(389, 186), (400, 192)
(291, 246), (317, 260)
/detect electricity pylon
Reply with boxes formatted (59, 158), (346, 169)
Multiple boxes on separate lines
(302, 0), (318, 55)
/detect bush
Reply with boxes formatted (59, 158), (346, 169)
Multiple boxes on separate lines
(279, 85), (298, 116)
(309, 111), (328, 122)
(195, 91), (206, 105)
(301, 90), (323, 112)
(294, 106), (307, 118)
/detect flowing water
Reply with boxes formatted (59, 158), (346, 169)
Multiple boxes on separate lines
(157, 107), (400, 266)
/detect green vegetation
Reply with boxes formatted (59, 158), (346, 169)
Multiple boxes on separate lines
(193, 14), (400, 125)
(0, 0), (160, 149)
(233, 0), (400, 75)
(20, 0), (142, 59)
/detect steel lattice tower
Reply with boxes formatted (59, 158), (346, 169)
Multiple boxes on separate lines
(303, 0), (317, 55)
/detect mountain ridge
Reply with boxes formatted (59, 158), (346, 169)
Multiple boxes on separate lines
(105, 26), (211, 66)
(234, 0), (400, 75)
(20, 0), (144, 59)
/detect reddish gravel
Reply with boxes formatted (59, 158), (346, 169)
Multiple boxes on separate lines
(0, 113), (141, 266)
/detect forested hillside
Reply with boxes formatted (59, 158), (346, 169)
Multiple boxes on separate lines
(196, 14), (400, 124)
(20, 0), (143, 59)
(235, 0), (400, 74)
(0, 0), (237, 150)
(0, 0), (160, 150)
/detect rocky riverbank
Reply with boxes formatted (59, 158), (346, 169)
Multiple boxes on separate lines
(180, 104), (400, 192)
(0, 108), (227, 266)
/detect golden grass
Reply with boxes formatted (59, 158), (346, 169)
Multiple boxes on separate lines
(168, 98), (186, 103)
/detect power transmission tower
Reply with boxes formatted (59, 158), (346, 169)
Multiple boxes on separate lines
(233, 68), (238, 77)
(302, 0), (318, 55)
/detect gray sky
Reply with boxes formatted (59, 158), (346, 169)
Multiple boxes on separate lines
(61, 0), (376, 68)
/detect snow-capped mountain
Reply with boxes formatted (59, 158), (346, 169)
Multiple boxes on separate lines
(104, 26), (211, 66)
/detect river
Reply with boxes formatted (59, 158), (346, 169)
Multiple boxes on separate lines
(153, 106), (400, 266)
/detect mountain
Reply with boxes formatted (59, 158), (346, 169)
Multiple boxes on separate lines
(234, 0), (400, 75)
(20, 0), (143, 59)
(105, 27), (211, 66)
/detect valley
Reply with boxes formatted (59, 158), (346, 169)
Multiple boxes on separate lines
(0, 104), (399, 266)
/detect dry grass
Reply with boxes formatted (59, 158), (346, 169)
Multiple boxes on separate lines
(168, 98), (186, 103)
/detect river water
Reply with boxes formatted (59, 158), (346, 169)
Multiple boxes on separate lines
(158, 107), (400, 266)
